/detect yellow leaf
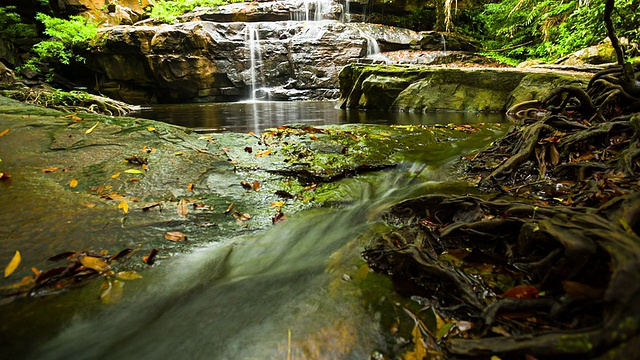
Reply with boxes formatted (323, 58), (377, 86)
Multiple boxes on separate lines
(70, 179), (78, 188)
(116, 270), (142, 280)
(80, 255), (110, 273)
(270, 201), (284, 208)
(255, 149), (272, 157)
(4, 250), (21, 278)
(118, 200), (129, 215)
(41, 166), (58, 173)
(0, 128), (10, 137)
(85, 121), (99, 135)
(175, 151), (184, 156)
(124, 169), (144, 174)
(111, 172), (121, 179)
(147, 126), (155, 131)
(403, 324), (426, 360)
(187, 183), (195, 192)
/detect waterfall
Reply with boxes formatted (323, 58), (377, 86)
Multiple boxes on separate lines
(440, 33), (447, 52)
(290, 0), (333, 21)
(245, 23), (262, 101)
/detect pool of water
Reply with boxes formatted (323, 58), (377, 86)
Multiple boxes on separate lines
(131, 101), (507, 133)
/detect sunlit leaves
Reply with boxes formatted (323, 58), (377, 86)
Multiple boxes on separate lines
(85, 121), (99, 134)
(4, 251), (21, 278)
(118, 200), (129, 215)
(79, 255), (110, 273)
(69, 178), (78, 188)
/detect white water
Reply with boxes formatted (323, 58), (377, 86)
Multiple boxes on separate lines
(245, 23), (262, 101)
(31, 165), (438, 360)
(290, 0), (334, 21)
(441, 33), (447, 52)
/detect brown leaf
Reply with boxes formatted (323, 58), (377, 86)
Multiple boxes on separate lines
(109, 248), (133, 262)
(549, 144), (560, 166)
(224, 203), (234, 213)
(255, 149), (272, 157)
(0, 172), (10, 179)
(41, 167), (59, 173)
(142, 201), (162, 211)
(4, 251), (21, 278)
(79, 255), (110, 273)
(252, 180), (260, 191)
(142, 249), (159, 265)
(187, 182), (195, 192)
(562, 280), (605, 301)
(244, 146), (253, 153)
(48, 251), (77, 261)
(500, 285), (539, 299)
(164, 231), (187, 242)
(177, 198), (189, 218)
(240, 180), (252, 190)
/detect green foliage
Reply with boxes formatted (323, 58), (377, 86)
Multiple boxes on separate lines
(0, 6), (37, 41)
(479, 0), (640, 61)
(22, 14), (98, 77)
(148, 0), (244, 23)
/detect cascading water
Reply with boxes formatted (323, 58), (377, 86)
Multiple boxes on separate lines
(245, 23), (262, 101)
(30, 165), (439, 360)
(290, 0), (334, 21)
(441, 33), (447, 52)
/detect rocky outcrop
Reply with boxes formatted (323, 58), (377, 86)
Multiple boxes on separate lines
(338, 64), (592, 112)
(558, 40), (617, 66)
(53, 0), (152, 25)
(86, 20), (441, 103)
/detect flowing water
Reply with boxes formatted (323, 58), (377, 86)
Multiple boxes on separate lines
(1, 102), (509, 359)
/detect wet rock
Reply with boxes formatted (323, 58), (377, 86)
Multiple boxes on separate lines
(87, 20), (421, 103)
(418, 31), (480, 52)
(559, 40), (618, 66)
(338, 63), (592, 112)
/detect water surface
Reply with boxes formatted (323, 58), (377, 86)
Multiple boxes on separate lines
(132, 101), (506, 133)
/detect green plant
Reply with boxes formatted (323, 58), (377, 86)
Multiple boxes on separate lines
(21, 14), (98, 77)
(478, 0), (640, 61)
(147, 0), (244, 23)
(0, 6), (37, 41)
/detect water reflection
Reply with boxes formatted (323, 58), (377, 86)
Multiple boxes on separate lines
(132, 101), (507, 133)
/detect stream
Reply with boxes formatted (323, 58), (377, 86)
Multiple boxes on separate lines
(1, 101), (507, 359)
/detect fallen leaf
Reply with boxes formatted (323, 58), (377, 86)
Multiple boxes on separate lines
(118, 200), (129, 215)
(141, 164), (148, 171)
(41, 167), (58, 173)
(80, 255), (110, 273)
(187, 183), (195, 192)
(252, 180), (260, 191)
(129, 177), (139, 182)
(177, 198), (188, 218)
(255, 149), (272, 157)
(71, 115), (83, 122)
(403, 324), (426, 360)
(164, 231), (187, 242)
(100, 278), (124, 304)
(0, 128), (10, 137)
(85, 121), (99, 135)
(142, 202), (162, 211)
(174, 151), (183, 156)
(109, 248), (133, 262)
(142, 248), (159, 265)
(111, 172), (121, 179)
(225, 203), (234, 213)
(270, 201), (284, 209)
(147, 126), (155, 131)
(116, 270), (142, 280)
(0, 172), (9, 179)
(501, 285), (539, 299)
(240, 180), (252, 190)
(4, 250), (21, 278)
(124, 169), (143, 174)
(48, 251), (77, 261)
(244, 146), (253, 153)
(70, 179), (78, 188)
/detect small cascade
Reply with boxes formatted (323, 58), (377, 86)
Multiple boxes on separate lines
(290, 0), (334, 21)
(341, 0), (351, 22)
(355, 27), (389, 63)
(440, 33), (447, 52)
(245, 23), (263, 101)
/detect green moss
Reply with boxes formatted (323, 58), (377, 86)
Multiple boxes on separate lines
(556, 334), (593, 353)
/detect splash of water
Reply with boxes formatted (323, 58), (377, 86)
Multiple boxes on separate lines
(290, 0), (334, 21)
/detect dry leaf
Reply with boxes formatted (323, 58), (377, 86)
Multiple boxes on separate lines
(177, 199), (188, 218)
(80, 255), (110, 273)
(129, 178), (139, 182)
(118, 200), (129, 215)
(85, 121), (99, 135)
(69, 179), (78, 188)
(187, 183), (195, 192)
(111, 172), (121, 179)
(116, 270), (142, 280)
(4, 250), (21, 278)
(142, 248), (159, 265)
(255, 149), (272, 157)
(252, 180), (260, 191)
(164, 231), (187, 242)
(71, 115), (83, 122)
(0, 128), (10, 137)
(41, 167), (58, 173)
(549, 144), (560, 166)
(224, 203), (234, 213)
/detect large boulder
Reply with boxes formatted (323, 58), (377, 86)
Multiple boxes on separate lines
(559, 40), (618, 66)
(86, 20), (421, 103)
(338, 64), (592, 112)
